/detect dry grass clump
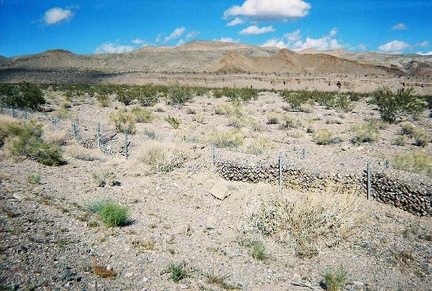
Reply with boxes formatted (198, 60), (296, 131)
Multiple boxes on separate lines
(249, 188), (361, 258)
(109, 109), (137, 134)
(267, 112), (281, 124)
(139, 142), (191, 173)
(213, 103), (244, 118)
(394, 151), (432, 177)
(245, 137), (274, 154)
(350, 121), (381, 144)
(209, 128), (244, 148)
(42, 127), (68, 146)
(312, 129), (341, 145)
(64, 143), (105, 161)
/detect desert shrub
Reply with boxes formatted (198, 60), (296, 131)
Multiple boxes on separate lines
(167, 263), (188, 283)
(250, 190), (360, 258)
(220, 87), (258, 102)
(95, 93), (111, 107)
(0, 82), (45, 110)
(313, 129), (341, 145)
(394, 151), (432, 177)
(109, 109), (137, 134)
(116, 88), (136, 106)
(280, 114), (301, 129)
(280, 89), (311, 111)
(130, 106), (153, 123)
(250, 241), (267, 261)
(167, 84), (192, 105)
(43, 128), (68, 146)
(90, 201), (130, 227)
(322, 267), (348, 291)
(413, 129), (429, 147)
(246, 137), (273, 154)
(0, 118), (64, 166)
(350, 121), (381, 144)
(227, 116), (247, 128)
(26, 173), (41, 184)
(400, 121), (416, 136)
(371, 87), (426, 123)
(192, 112), (206, 124)
(140, 144), (190, 173)
(209, 129), (244, 148)
(135, 84), (159, 107)
(165, 115), (181, 129)
(213, 103), (243, 118)
(328, 93), (354, 112)
(392, 135), (407, 146)
(267, 112), (281, 124)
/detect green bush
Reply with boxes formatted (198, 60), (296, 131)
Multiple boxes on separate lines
(90, 201), (130, 227)
(137, 84), (159, 107)
(251, 241), (267, 261)
(167, 84), (192, 105)
(167, 263), (188, 283)
(371, 87), (426, 123)
(0, 82), (45, 110)
(0, 119), (64, 166)
(323, 267), (347, 291)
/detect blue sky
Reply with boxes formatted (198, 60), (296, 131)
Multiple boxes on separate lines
(0, 0), (431, 57)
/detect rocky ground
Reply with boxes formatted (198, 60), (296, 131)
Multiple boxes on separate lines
(1, 89), (432, 290)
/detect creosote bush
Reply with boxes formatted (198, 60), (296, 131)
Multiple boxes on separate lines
(371, 87), (426, 123)
(0, 82), (45, 110)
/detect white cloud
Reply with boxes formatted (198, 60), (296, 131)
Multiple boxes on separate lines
(262, 28), (342, 51)
(186, 30), (200, 39)
(131, 39), (145, 45)
(392, 23), (407, 31)
(227, 17), (244, 26)
(378, 40), (410, 53)
(415, 41), (429, 47)
(164, 27), (186, 42)
(224, 0), (311, 21)
(95, 43), (134, 54)
(239, 25), (275, 35)
(219, 37), (240, 43)
(417, 51), (432, 55)
(43, 7), (74, 25)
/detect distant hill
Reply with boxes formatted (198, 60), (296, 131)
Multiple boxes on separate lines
(0, 41), (430, 92)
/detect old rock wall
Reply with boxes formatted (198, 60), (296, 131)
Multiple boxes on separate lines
(216, 161), (432, 216)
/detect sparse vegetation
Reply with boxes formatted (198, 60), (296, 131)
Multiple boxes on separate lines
(0, 117), (64, 166)
(312, 129), (341, 145)
(322, 267), (348, 291)
(140, 143), (190, 173)
(89, 200), (130, 227)
(350, 121), (381, 144)
(26, 173), (41, 184)
(109, 109), (137, 134)
(167, 263), (188, 283)
(209, 129), (244, 148)
(250, 241), (267, 261)
(394, 151), (432, 177)
(165, 115), (181, 129)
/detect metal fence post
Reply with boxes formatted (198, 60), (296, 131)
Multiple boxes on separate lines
(279, 152), (283, 191)
(367, 163), (371, 200)
(302, 148), (306, 159)
(211, 144), (215, 172)
(97, 123), (101, 149)
(125, 133), (129, 159)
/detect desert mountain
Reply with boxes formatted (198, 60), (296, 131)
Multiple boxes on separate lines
(0, 41), (430, 93)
